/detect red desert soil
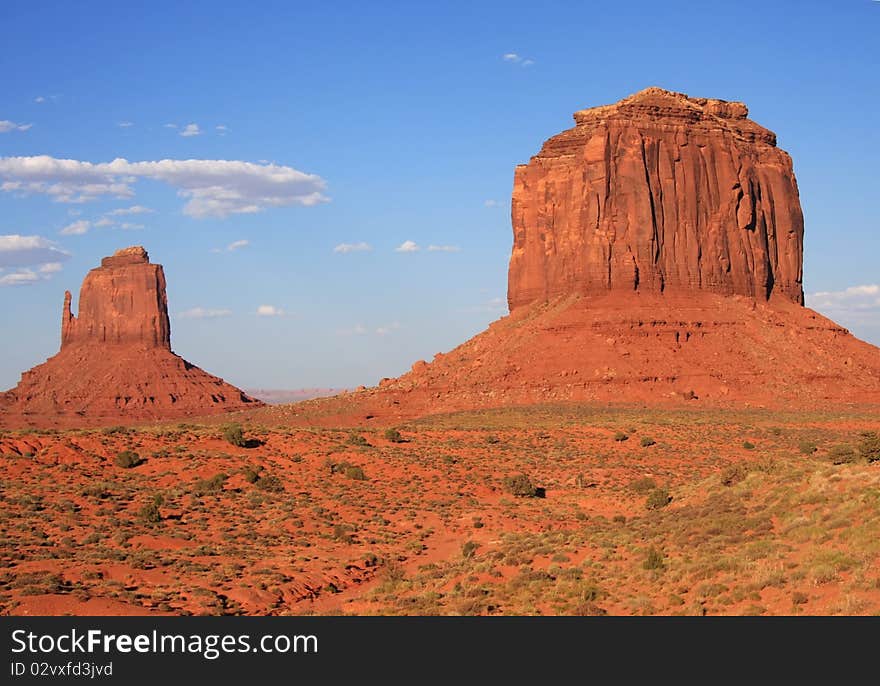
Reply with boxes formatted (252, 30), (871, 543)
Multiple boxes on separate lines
(2, 406), (879, 616)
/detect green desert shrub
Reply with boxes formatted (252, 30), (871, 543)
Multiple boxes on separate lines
(798, 441), (818, 455)
(256, 474), (284, 492)
(192, 473), (228, 496)
(640, 437), (657, 448)
(858, 432), (880, 463)
(344, 466), (367, 481)
(241, 465), (261, 484)
(645, 488), (672, 510)
(139, 495), (163, 524)
(502, 474), (540, 497)
(348, 433), (370, 447)
(383, 428), (405, 443)
(223, 423), (247, 448)
(629, 477), (657, 494)
(828, 444), (857, 465)
(643, 547), (665, 570)
(114, 450), (143, 468)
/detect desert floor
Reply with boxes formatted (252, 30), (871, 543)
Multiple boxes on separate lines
(2, 403), (879, 616)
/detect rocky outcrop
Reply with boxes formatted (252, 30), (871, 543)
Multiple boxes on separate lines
(61, 246), (171, 350)
(1, 246), (261, 428)
(61, 246), (170, 349)
(508, 87), (805, 311)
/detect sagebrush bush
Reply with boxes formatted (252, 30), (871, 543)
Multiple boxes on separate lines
(383, 428), (404, 443)
(114, 450), (142, 468)
(643, 547), (665, 570)
(502, 474), (539, 497)
(344, 466), (367, 481)
(223, 423), (247, 448)
(828, 444), (857, 465)
(799, 441), (818, 455)
(256, 474), (284, 492)
(645, 488), (672, 510)
(192, 473), (227, 496)
(858, 432), (880, 463)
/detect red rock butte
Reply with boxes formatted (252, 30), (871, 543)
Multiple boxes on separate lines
(508, 86), (804, 310)
(276, 87), (880, 425)
(0, 246), (261, 428)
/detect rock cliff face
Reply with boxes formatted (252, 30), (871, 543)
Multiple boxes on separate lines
(1, 247), (261, 428)
(61, 246), (171, 349)
(508, 87), (805, 311)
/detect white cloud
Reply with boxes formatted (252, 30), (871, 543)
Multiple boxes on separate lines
(216, 125), (228, 135)
(39, 262), (63, 274)
(257, 304), (284, 317)
(227, 239), (249, 251)
(0, 155), (328, 217)
(118, 222), (143, 231)
(0, 235), (71, 267)
(395, 240), (419, 253)
(427, 244), (461, 252)
(34, 96), (46, 104)
(108, 205), (153, 216)
(484, 199), (500, 208)
(177, 307), (232, 319)
(60, 219), (90, 236)
(339, 321), (402, 336)
(464, 296), (509, 314)
(93, 217), (115, 228)
(118, 121), (134, 128)
(375, 322), (402, 336)
(164, 123), (178, 129)
(0, 120), (32, 133)
(0, 269), (40, 286)
(501, 53), (534, 67)
(333, 241), (372, 254)
(180, 123), (202, 137)
(808, 284), (880, 313)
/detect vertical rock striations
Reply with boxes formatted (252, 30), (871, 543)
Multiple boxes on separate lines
(61, 246), (171, 349)
(508, 87), (805, 311)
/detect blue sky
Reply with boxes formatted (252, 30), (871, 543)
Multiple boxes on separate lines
(1, 1), (878, 391)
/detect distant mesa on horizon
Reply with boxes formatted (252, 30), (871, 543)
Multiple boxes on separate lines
(0, 246), (262, 428)
(246, 388), (353, 404)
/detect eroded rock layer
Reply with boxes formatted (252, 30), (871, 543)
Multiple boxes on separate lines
(508, 87), (805, 311)
(1, 247), (261, 428)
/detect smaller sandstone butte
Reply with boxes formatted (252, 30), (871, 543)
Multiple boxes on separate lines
(1, 247), (261, 428)
(508, 87), (804, 311)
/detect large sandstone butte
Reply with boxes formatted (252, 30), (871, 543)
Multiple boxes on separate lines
(266, 87), (880, 425)
(0, 247), (261, 428)
(508, 86), (804, 310)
